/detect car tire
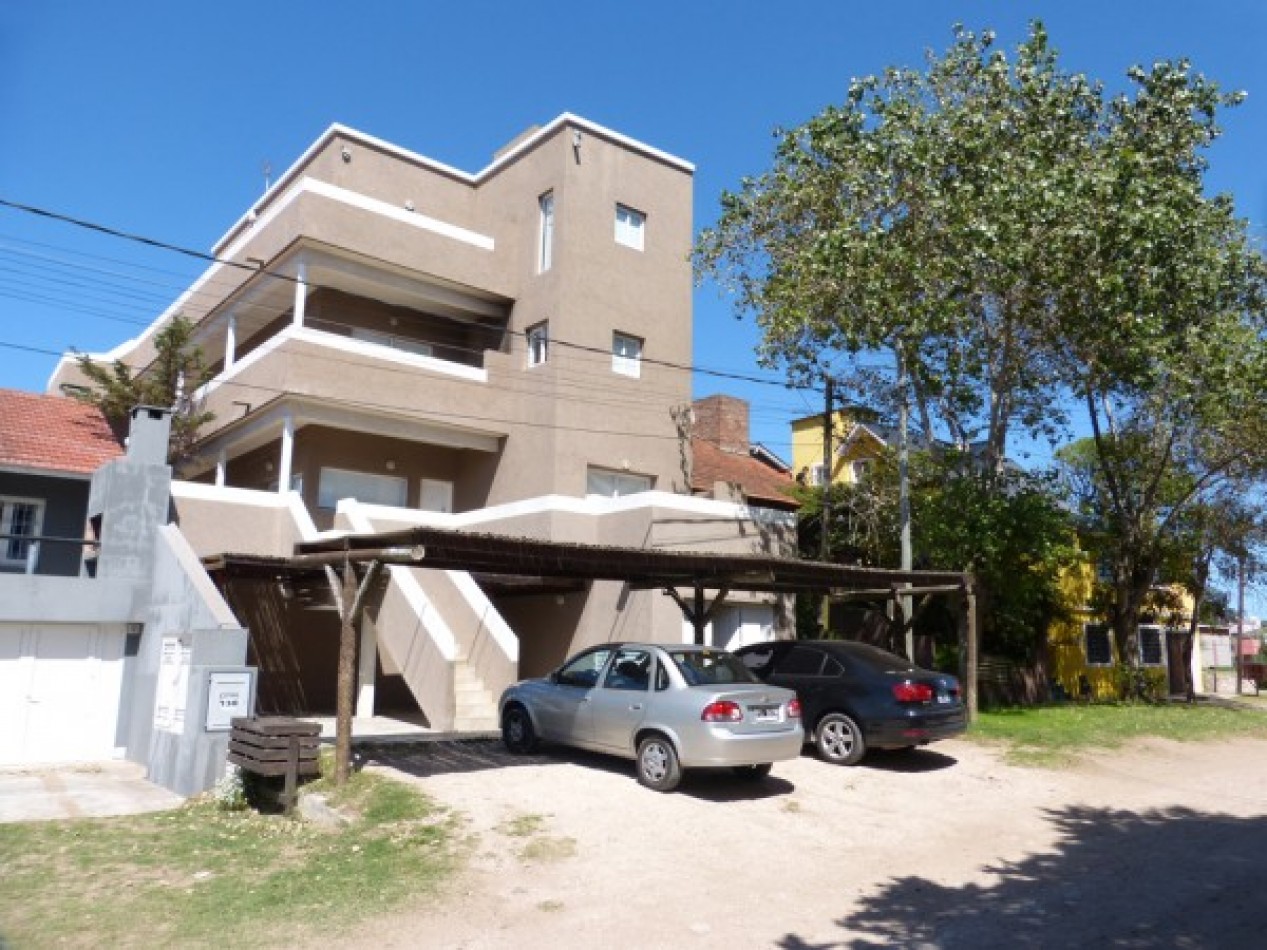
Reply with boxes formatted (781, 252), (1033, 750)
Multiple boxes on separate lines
(502, 704), (538, 754)
(636, 734), (682, 792)
(731, 763), (773, 780)
(815, 712), (866, 766)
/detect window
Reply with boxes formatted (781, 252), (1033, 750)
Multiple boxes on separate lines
(806, 462), (828, 487)
(612, 332), (642, 377)
(317, 467), (407, 509)
(603, 648), (651, 691)
(774, 646), (827, 677)
(1139, 625), (1166, 667)
(538, 192), (554, 273)
(557, 648), (613, 689)
(614, 204), (645, 251)
(1084, 623), (1113, 667)
(850, 459), (871, 482)
(0, 496), (44, 567)
(527, 321), (549, 367)
(586, 467), (652, 498)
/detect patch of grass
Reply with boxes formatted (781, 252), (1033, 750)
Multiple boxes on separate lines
(0, 771), (459, 948)
(969, 701), (1267, 767)
(519, 836), (577, 863)
(498, 813), (546, 837)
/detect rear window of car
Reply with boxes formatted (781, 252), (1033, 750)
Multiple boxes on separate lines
(842, 643), (915, 673)
(667, 649), (758, 686)
(773, 646), (826, 676)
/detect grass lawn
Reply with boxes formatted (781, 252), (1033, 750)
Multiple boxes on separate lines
(969, 699), (1267, 767)
(0, 767), (460, 949)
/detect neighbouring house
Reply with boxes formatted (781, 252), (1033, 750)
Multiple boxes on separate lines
(47, 115), (800, 736)
(792, 409), (908, 488)
(0, 389), (122, 576)
(690, 395), (796, 512)
(1, 406), (251, 790)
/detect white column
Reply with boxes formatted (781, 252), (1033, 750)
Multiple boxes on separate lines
(224, 313), (237, 371)
(278, 412), (294, 494)
(292, 260), (307, 328)
(357, 617), (378, 718)
(215, 449), (227, 487)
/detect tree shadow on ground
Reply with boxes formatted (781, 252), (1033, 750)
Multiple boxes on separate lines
(777, 805), (1265, 949)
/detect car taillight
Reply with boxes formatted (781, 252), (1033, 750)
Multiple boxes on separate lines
(787, 697), (802, 719)
(892, 682), (934, 703)
(701, 700), (743, 722)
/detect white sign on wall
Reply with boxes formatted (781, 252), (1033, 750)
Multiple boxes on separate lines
(205, 672), (252, 732)
(154, 637), (190, 734)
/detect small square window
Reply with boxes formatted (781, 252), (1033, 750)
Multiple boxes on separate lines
(612, 332), (642, 377)
(615, 204), (645, 251)
(527, 321), (549, 367)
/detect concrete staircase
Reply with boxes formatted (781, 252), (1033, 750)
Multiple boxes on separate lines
(453, 660), (500, 733)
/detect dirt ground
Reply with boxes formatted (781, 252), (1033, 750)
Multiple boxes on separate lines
(333, 734), (1267, 949)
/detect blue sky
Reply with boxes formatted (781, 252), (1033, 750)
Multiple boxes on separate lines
(3, 1), (1266, 545)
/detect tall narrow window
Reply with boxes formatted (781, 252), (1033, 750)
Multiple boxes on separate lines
(615, 204), (645, 251)
(0, 496), (44, 566)
(612, 332), (642, 377)
(527, 321), (549, 366)
(538, 192), (555, 273)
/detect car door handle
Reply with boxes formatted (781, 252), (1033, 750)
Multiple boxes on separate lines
(629, 704), (643, 711)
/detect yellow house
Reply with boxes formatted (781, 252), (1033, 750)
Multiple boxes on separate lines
(791, 411), (892, 487)
(1046, 559), (1193, 699)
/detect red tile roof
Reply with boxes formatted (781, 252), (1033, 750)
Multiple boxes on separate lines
(691, 439), (798, 510)
(0, 389), (123, 476)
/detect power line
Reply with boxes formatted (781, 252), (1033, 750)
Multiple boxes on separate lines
(0, 196), (811, 394)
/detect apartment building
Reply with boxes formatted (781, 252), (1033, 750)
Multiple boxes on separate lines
(50, 116), (794, 732)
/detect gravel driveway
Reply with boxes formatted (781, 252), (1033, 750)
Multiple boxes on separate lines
(334, 734), (1267, 949)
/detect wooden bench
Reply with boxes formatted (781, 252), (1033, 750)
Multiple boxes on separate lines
(228, 717), (322, 811)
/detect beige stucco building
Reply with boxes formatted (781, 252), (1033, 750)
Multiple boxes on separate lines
(50, 115), (795, 732)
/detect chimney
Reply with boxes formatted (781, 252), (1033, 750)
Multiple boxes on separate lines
(126, 405), (174, 465)
(693, 395), (750, 453)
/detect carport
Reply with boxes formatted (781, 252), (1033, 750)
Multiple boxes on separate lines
(204, 524), (977, 781)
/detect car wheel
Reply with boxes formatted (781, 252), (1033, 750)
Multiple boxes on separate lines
(636, 734), (682, 792)
(731, 763), (773, 780)
(502, 704), (538, 754)
(816, 712), (866, 765)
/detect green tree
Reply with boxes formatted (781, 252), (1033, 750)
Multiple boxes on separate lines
(69, 314), (213, 465)
(695, 23), (1098, 479)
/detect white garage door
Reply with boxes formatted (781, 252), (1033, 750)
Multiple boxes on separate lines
(0, 624), (126, 765)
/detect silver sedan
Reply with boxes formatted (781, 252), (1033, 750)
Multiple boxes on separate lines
(499, 642), (804, 791)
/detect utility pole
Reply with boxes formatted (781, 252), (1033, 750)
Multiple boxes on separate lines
(1237, 558), (1246, 695)
(821, 376), (833, 562)
(896, 349), (913, 660)
(820, 376), (834, 635)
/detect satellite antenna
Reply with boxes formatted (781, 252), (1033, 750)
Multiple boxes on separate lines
(262, 160), (273, 193)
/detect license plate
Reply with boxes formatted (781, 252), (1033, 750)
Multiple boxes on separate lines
(750, 705), (780, 722)
(936, 692), (951, 704)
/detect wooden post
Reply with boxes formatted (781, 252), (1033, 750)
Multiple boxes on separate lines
(960, 582), (978, 721)
(334, 560), (357, 786)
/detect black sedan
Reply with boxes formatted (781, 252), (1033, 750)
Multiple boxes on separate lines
(734, 640), (966, 765)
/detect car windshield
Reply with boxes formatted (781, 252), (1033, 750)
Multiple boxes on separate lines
(667, 648), (758, 686)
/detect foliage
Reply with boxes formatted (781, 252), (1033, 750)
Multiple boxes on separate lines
(0, 769), (458, 948)
(971, 702), (1267, 767)
(796, 446), (1079, 663)
(697, 20), (1267, 671)
(70, 314), (214, 466)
